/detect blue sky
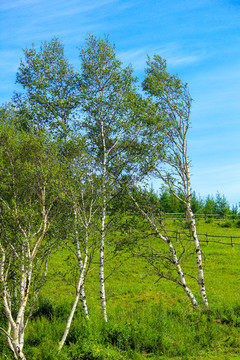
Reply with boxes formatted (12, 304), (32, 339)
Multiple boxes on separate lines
(1, 0), (240, 206)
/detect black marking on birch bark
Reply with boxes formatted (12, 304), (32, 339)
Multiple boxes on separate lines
(24, 277), (29, 297)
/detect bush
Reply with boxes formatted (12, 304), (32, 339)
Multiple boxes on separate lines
(102, 322), (132, 350)
(235, 220), (240, 228)
(220, 221), (232, 228)
(205, 217), (213, 224)
(33, 297), (54, 319)
(80, 341), (127, 360)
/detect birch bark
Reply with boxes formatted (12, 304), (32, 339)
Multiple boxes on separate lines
(74, 208), (89, 319)
(99, 121), (108, 322)
(0, 131), (59, 358)
(142, 55), (209, 309)
(59, 247), (88, 351)
(130, 193), (199, 310)
(79, 35), (143, 321)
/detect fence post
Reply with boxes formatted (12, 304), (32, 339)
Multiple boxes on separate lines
(206, 233), (208, 246)
(176, 231), (178, 243)
(231, 236), (234, 248)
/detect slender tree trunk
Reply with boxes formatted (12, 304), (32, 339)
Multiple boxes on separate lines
(186, 202), (209, 308)
(99, 101), (108, 321)
(12, 331), (27, 360)
(59, 248), (89, 351)
(130, 193), (199, 310)
(185, 159), (209, 309)
(74, 208), (89, 319)
(99, 155), (107, 321)
(9, 268), (31, 360)
(7, 322), (18, 359)
(165, 236), (199, 310)
(12, 341), (27, 360)
(80, 278), (89, 319)
(19, 316), (25, 353)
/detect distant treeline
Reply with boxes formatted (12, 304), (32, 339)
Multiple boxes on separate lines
(148, 187), (239, 216)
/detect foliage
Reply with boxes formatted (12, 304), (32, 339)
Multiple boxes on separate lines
(0, 35), (239, 359)
(157, 187), (235, 217)
(14, 37), (80, 137)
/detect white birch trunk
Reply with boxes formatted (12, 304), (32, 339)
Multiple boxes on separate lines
(59, 249), (88, 351)
(99, 151), (107, 322)
(8, 265), (32, 360)
(186, 201), (209, 308)
(130, 194), (199, 310)
(99, 102), (108, 322)
(74, 208), (89, 319)
(0, 214), (48, 359)
(185, 158), (209, 309)
(165, 236), (199, 309)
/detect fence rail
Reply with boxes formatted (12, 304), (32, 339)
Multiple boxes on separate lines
(164, 212), (240, 221)
(166, 229), (240, 247)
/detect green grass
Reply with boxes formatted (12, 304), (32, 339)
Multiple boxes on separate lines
(1, 219), (240, 359)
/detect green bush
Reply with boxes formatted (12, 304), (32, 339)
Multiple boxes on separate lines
(220, 221), (232, 228)
(33, 297), (54, 320)
(235, 220), (240, 228)
(80, 341), (127, 360)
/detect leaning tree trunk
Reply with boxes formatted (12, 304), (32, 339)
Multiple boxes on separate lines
(59, 248), (89, 351)
(186, 201), (209, 308)
(74, 208), (89, 319)
(130, 193), (199, 310)
(165, 235), (199, 310)
(185, 160), (209, 309)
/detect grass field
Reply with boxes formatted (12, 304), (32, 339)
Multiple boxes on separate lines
(1, 218), (240, 359)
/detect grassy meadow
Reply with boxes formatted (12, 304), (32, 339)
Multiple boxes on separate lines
(1, 218), (240, 360)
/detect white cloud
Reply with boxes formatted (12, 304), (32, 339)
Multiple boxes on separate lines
(117, 42), (203, 72)
(193, 164), (240, 177)
(118, 48), (147, 70)
(167, 54), (200, 66)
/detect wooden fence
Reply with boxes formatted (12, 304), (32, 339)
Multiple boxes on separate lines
(164, 212), (240, 221)
(166, 229), (240, 248)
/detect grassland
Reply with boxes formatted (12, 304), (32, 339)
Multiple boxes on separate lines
(1, 218), (240, 359)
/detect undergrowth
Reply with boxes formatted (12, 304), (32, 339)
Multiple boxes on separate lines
(1, 220), (240, 359)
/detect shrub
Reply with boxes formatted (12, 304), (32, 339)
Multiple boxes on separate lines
(235, 220), (240, 228)
(33, 297), (54, 319)
(220, 221), (232, 228)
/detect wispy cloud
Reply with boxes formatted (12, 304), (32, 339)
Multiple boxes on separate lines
(118, 43), (203, 72)
(193, 163), (240, 177)
(118, 48), (147, 70)
(1, 0), (240, 204)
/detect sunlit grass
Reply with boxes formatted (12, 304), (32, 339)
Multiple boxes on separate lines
(1, 218), (240, 359)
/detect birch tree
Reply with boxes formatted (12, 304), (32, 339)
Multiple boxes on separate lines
(0, 121), (61, 359)
(14, 37), (80, 137)
(14, 38), (94, 331)
(59, 144), (99, 350)
(78, 35), (148, 321)
(128, 188), (199, 310)
(142, 55), (209, 308)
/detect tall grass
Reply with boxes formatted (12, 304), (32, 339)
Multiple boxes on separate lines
(19, 298), (240, 360)
(1, 219), (240, 359)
